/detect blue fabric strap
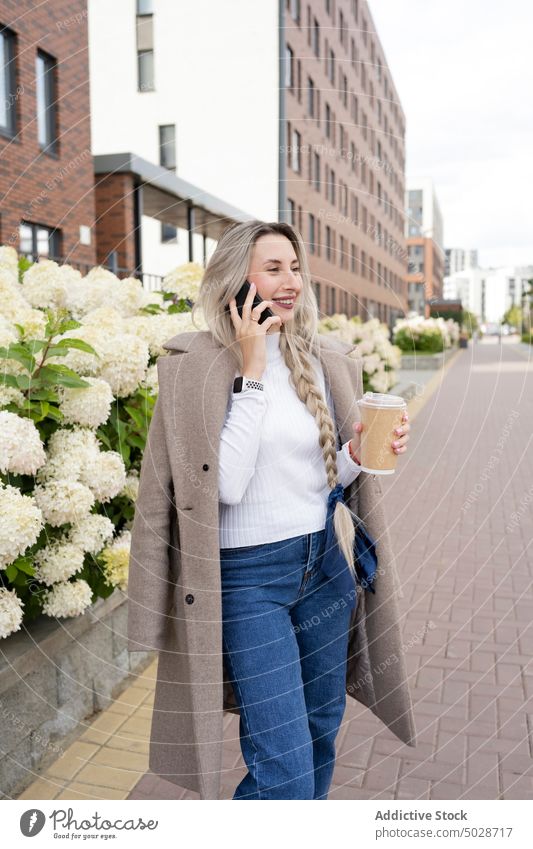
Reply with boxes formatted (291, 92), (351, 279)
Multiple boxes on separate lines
(322, 483), (358, 609)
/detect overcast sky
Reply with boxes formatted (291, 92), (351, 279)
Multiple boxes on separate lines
(368, 0), (533, 269)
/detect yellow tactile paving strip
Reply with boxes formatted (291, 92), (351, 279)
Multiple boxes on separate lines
(17, 660), (157, 800)
(17, 348), (462, 801)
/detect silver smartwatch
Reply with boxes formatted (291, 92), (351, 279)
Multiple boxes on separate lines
(233, 375), (264, 393)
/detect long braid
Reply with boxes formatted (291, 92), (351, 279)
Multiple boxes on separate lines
(279, 330), (357, 579)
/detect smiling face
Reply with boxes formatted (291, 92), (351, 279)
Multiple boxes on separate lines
(247, 233), (303, 333)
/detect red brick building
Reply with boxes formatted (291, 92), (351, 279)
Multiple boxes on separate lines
(0, 0), (95, 266)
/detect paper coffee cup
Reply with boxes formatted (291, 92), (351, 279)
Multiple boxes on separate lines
(356, 392), (407, 475)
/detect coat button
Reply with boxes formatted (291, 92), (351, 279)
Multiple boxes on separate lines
(202, 463), (209, 471)
(185, 594), (194, 604)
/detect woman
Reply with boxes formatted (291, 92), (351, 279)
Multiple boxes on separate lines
(127, 220), (414, 801)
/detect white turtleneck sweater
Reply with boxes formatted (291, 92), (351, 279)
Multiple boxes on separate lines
(218, 330), (362, 548)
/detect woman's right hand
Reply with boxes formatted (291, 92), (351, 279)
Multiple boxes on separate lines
(228, 282), (282, 379)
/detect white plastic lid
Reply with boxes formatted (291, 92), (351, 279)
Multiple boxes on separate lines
(357, 391), (406, 408)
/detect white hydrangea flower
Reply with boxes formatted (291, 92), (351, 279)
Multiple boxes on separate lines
(21, 259), (68, 309)
(0, 385), (25, 408)
(81, 306), (126, 332)
(140, 363), (158, 394)
(100, 529), (131, 591)
(0, 411), (47, 475)
(36, 427), (100, 484)
(41, 578), (93, 618)
(0, 484), (44, 568)
(110, 277), (155, 316)
(121, 470), (139, 501)
(33, 479), (95, 526)
(17, 308), (48, 340)
(95, 333), (150, 397)
(79, 450), (127, 502)
(48, 325), (107, 375)
(128, 312), (193, 357)
(58, 377), (113, 428)
(33, 541), (85, 586)
(362, 353), (381, 375)
(67, 513), (115, 554)
(0, 587), (24, 639)
(0, 245), (19, 271)
(161, 262), (204, 300)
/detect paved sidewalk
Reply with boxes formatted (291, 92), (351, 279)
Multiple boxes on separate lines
(18, 340), (533, 800)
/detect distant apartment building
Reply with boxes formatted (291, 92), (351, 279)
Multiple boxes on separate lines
(88, 0), (408, 321)
(444, 247), (478, 277)
(405, 177), (444, 317)
(444, 265), (533, 323)
(0, 1), (96, 266)
(282, 0), (408, 326)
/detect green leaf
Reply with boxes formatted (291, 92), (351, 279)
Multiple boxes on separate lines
(4, 563), (18, 581)
(49, 338), (99, 356)
(0, 373), (22, 388)
(15, 374), (32, 390)
(0, 346), (34, 370)
(124, 405), (146, 431)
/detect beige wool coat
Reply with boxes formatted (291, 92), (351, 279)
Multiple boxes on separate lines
(127, 329), (417, 799)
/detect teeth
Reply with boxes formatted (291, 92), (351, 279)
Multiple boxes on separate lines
(275, 299), (294, 304)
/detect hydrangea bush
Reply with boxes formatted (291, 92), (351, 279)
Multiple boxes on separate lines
(0, 246), (204, 638)
(318, 313), (401, 393)
(393, 315), (460, 353)
(0, 247), (408, 640)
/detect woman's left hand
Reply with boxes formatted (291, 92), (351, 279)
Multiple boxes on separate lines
(350, 409), (411, 458)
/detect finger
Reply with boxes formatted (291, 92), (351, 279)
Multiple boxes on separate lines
(242, 282), (256, 316)
(264, 315), (282, 330)
(228, 297), (241, 323)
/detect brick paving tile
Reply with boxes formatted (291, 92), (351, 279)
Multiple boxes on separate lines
(396, 777), (431, 799)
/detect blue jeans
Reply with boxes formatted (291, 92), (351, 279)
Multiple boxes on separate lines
(220, 527), (355, 800)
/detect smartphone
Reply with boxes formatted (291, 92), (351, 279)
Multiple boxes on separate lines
(228, 279), (275, 325)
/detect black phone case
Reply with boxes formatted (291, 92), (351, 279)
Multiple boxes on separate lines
(229, 280), (275, 325)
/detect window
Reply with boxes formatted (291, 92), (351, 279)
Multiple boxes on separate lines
(340, 235), (346, 269)
(289, 0), (301, 24)
(19, 221), (61, 259)
(0, 25), (17, 137)
(161, 222), (177, 243)
(339, 10), (346, 46)
(309, 213), (316, 253)
(291, 128), (301, 172)
(312, 151), (320, 190)
(137, 1), (154, 91)
(307, 76), (315, 117)
(36, 50), (57, 153)
(326, 225), (332, 261)
(352, 94), (358, 124)
(312, 17), (320, 57)
(325, 102), (332, 138)
(138, 50), (154, 90)
(285, 44), (294, 88)
(327, 47), (335, 83)
(351, 243), (356, 273)
(288, 197), (295, 224)
(159, 124), (176, 169)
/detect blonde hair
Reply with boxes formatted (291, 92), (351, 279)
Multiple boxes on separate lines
(191, 220), (356, 580)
